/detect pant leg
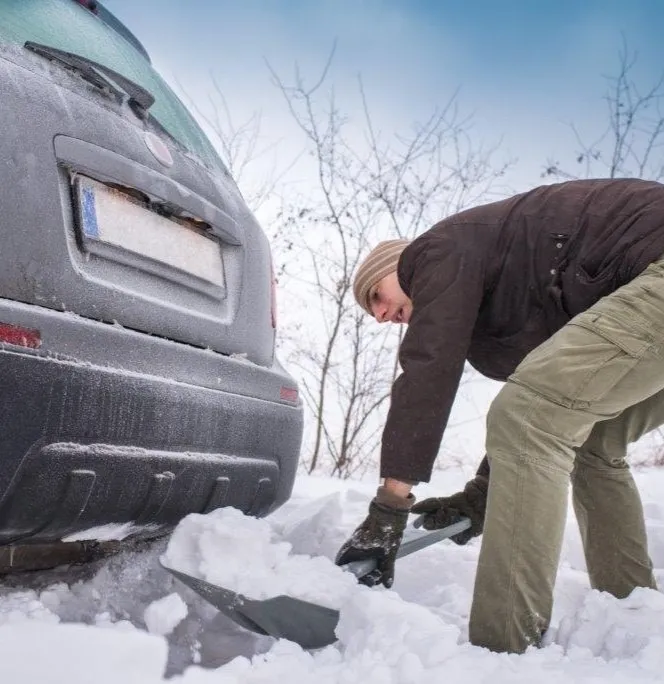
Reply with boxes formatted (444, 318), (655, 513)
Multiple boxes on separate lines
(470, 254), (664, 654)
(573, 391), (663, 597)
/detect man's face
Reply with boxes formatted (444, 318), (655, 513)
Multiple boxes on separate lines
(368, 271), (413, 324)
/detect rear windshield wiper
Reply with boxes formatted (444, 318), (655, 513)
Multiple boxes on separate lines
(24, 41), (155, 120)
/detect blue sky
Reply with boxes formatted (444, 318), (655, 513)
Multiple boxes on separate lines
(102, 0), (664, 194)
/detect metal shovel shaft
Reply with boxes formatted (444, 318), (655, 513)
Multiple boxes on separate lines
(343, 516), (471, 579)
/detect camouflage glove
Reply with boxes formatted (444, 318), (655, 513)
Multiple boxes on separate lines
(335, 487), (415, 588)
(410, 456), (490, 545)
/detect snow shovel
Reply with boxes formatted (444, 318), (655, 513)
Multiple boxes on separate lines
(161, 515), (470, 650)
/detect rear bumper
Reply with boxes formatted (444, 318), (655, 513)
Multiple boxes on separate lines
(0, 299), (303, 545)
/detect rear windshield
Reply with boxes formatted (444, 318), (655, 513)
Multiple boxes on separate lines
(0, 0), (224, 173)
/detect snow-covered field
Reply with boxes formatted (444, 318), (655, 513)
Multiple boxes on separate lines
(1, 465), (663, 683)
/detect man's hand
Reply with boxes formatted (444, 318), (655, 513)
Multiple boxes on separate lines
(335, 487), (414, 588)
(410, 456), (490, 545)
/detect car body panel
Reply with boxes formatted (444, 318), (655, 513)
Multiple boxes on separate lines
(0, 0), (303, 554)
(0, 41), (276, 364)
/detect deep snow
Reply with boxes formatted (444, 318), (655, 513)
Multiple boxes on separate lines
(1, 466), (663, 683)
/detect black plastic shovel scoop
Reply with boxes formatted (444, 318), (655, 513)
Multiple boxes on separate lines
(161, 516), (470, 650)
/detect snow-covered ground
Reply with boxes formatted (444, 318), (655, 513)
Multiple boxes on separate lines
(1, 465), (663, 683)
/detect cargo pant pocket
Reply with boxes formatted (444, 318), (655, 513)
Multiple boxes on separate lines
(510, 310), (652, 411)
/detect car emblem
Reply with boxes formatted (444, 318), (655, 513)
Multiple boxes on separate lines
(144, 131), (173, 167)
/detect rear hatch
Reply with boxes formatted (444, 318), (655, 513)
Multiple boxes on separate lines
(0, 0), (276, 366)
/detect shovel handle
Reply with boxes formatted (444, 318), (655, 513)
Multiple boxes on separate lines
(344, 516), (471, 580)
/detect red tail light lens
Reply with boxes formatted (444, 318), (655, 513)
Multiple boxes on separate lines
(270, 260), (277, 329)
(73, 0), (99, 14)
(0, 323), (41, 349)
(280, 386), (298, 402)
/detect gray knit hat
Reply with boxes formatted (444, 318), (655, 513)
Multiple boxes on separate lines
(353, 239), (410, 315)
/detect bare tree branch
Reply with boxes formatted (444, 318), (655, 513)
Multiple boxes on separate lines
(268, 49), (510, 476)
(543, 36), (664, 182)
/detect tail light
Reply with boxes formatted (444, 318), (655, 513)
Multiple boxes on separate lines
(270, 259), (277, 329)
(279, 386), (299, 402)
(73, 0), (99, 13)
(0, 323), (41, 349)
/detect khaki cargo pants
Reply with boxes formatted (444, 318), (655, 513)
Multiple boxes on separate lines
(470, 255), (664, 653)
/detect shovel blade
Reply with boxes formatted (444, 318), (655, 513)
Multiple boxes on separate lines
(163, 563), (270, 636)
(241, 594), (340, 649)
(163, 561), (341, 648)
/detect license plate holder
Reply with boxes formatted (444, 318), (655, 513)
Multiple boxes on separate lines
(74, 176), (225, 293)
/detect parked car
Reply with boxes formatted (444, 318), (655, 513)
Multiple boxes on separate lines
(0, 0), (303, 570)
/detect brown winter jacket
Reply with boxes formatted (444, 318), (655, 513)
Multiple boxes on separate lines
(381, 178), (664, 483)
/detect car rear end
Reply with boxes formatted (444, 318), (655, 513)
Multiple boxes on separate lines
(0, 0), (303, 569)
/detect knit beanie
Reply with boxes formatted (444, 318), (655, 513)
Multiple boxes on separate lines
(353, 239), (410, 315)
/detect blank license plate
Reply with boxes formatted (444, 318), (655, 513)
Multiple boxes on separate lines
(76, 176), (224, 288)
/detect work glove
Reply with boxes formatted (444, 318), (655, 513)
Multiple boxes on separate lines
(410, 456), (490, 545)
(335, 486), (415, 588)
